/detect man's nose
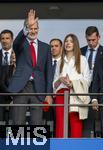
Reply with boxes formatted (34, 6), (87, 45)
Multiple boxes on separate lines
(2, 41), (7, 44)
(31, 29), (35, 33)
(89, 40), (93, 45)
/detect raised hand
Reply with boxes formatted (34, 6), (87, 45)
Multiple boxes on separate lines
(27, 9), (38, 28)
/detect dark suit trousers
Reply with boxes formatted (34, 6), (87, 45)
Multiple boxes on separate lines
(93, 106), (103, 137)
(12, 81), (43, 125)
(83, 83), (98, 137)
(82, 84), (94, 137)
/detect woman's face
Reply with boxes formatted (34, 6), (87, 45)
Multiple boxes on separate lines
(64, 36), (74, 52)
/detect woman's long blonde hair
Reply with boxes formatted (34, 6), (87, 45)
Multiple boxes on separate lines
(60, 34), (81, 74)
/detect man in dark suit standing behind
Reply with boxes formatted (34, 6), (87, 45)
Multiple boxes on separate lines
(81, 26), (103, 137)
(8, 9), (53, 125)
(43, 38), (63, 137)
(0, 29), (16, 125)
(92, 56), (103, 137)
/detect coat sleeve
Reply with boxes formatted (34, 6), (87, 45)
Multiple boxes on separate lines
(92, 61), (100, 101)
(72, 79), (90, 104)
(13, 29), (26, 56)
(45, 45), (53, 93)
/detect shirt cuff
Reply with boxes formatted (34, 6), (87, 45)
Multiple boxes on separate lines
(23, 26), (29, 36)
(92, 99), (98, 102)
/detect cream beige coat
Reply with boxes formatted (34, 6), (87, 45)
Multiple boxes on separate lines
(53, 55), (91, 120)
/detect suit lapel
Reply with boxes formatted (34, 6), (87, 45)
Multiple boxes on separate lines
(36, 40), (43, 66)
(23, 39), (32, 66)
(23, 39), (43, 67)
(95, 45), (103, 63)
(84, 46), (88, 56)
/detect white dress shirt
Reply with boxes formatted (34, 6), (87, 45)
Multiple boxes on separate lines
(2, 48), (12, 65)
(26, 36), (38, 81)
(52, 57), (61, 66)
(86, 44), (99, 80)
(26, 38), (38, 61)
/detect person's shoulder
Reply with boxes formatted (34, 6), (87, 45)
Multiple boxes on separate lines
(38, 40), (51, 53)
(38, 40), (50, 47)
(80, 55), (87, 62)
(97, 45), (103, 58)
(99, 44), (103, 48)
(80, 46), (88, 56)
(98, 45), (103, 50)
(81, 45), (88, 50)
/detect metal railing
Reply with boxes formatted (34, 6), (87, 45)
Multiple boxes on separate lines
(0, 91), (103, 138)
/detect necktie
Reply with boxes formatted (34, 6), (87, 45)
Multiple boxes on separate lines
(88, 49), (94, 70)
(4, 52), (9, 65)
(52, 60), (57, 78)
(30, 41), (36, 67)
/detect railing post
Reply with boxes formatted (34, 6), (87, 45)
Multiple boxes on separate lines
(64, 90), (69, 138)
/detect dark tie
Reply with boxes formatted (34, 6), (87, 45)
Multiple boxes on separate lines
(4, 52), (9, 65)
(52, 60), (57, 78)
(88, 49), (94, 70)
(30, 41), (36, 67)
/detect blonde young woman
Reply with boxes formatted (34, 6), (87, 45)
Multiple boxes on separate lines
(53, 34), (91, 138)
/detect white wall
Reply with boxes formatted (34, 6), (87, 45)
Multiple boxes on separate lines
(0, 19), (103, 48)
